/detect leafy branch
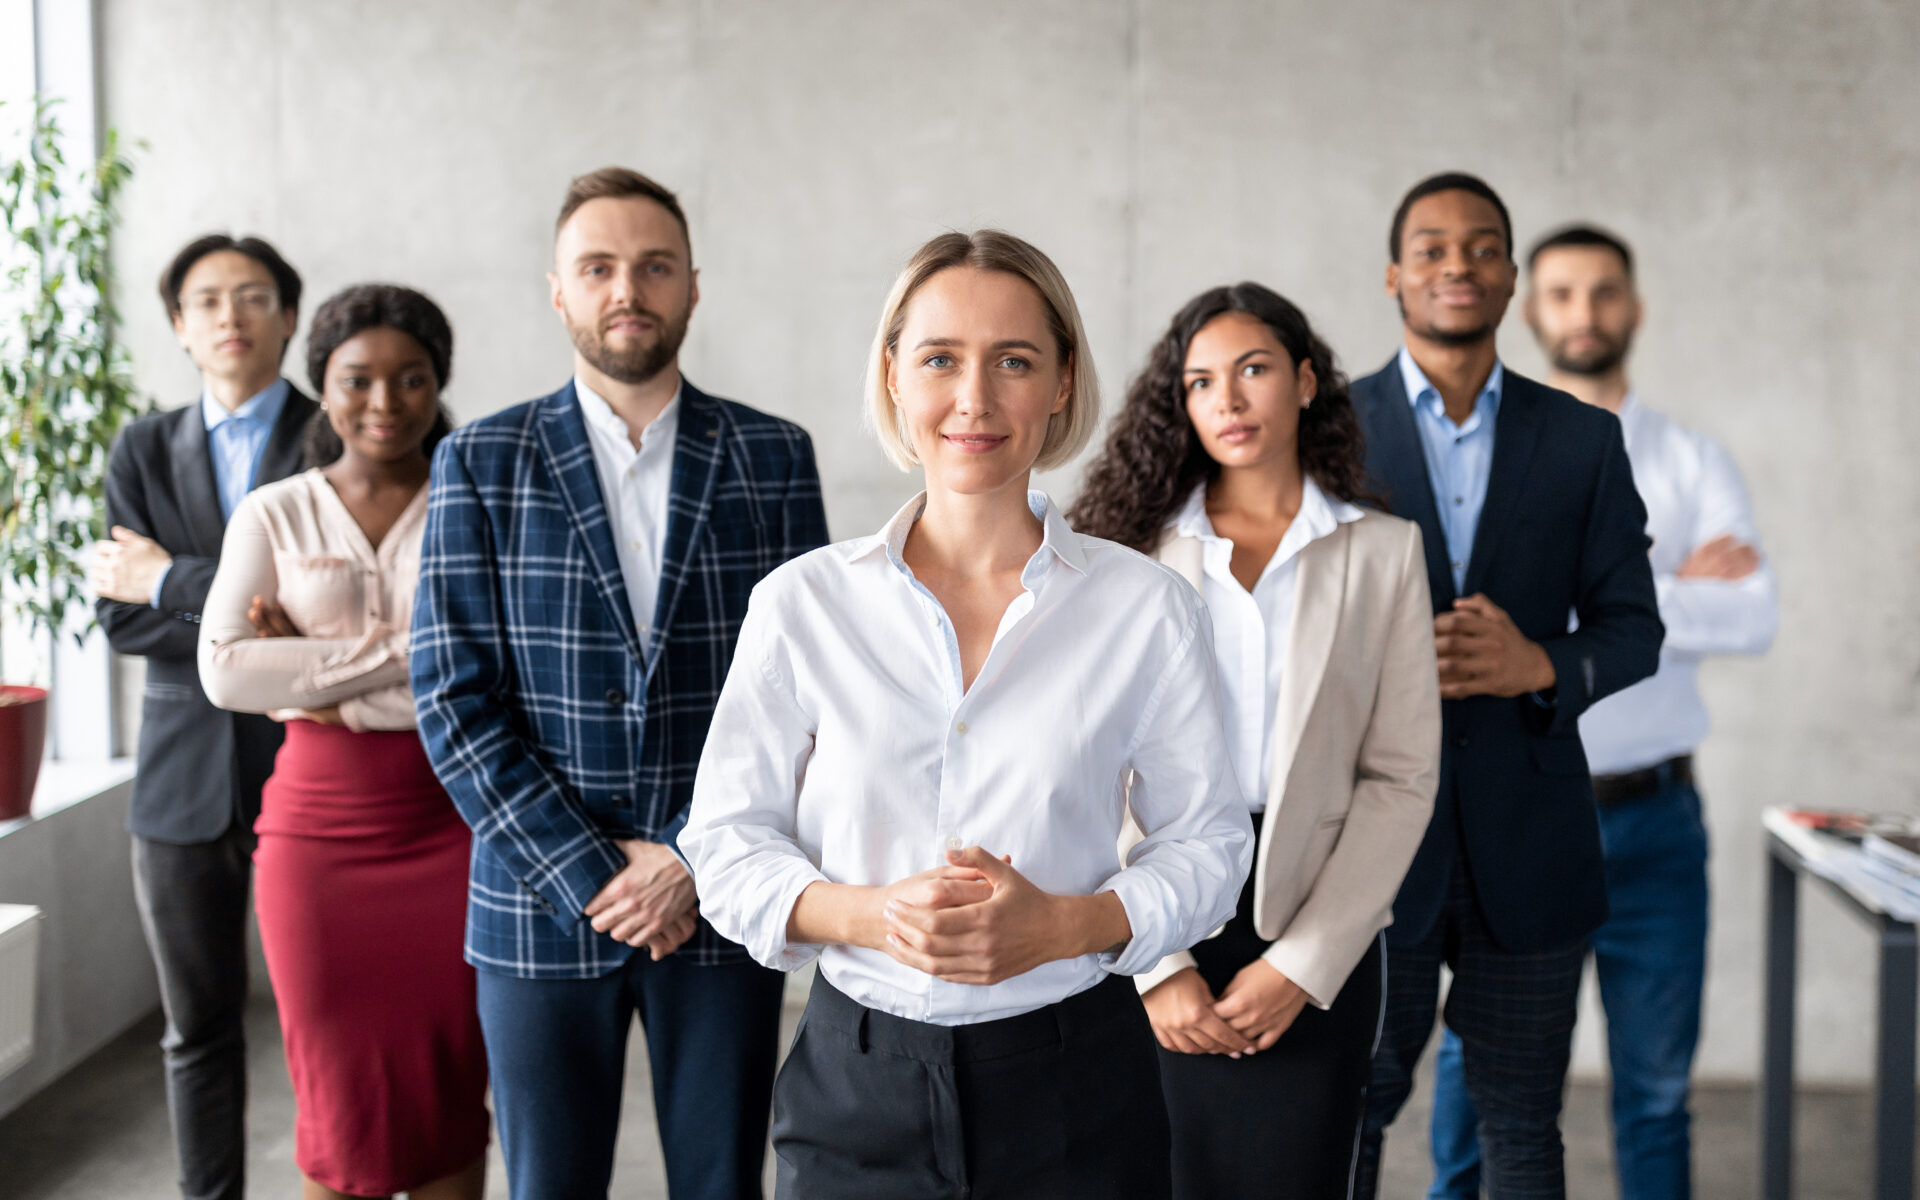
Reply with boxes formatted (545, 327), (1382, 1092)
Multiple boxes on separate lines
(0, 98), (149, 646)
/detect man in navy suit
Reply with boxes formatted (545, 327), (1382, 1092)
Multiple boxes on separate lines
(412, 167), (829, 1199)
(1348, 173), (1663, 1200)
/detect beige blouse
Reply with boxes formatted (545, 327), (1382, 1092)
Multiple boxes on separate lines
(198, 469), (428, 732)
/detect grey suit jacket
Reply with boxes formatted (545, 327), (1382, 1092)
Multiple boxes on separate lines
(97, 387), (318, 843)
(1129, 508), (1441, 1006)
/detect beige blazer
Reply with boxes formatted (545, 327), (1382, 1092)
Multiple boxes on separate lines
(1127, 508), (1441, 1007)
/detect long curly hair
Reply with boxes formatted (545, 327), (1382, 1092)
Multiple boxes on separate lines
(1069, 283), (1379, 552)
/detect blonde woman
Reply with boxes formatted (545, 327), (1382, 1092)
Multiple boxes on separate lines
(680, 231), (1252, 1199)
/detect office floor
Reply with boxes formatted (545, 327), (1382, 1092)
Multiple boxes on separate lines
(0, 979), (1886, 1199)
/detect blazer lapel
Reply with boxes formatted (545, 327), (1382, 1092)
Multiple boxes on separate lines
(1266, 523), (1349, 807)
(1359, 365), (1453, 606)
(535, 383), (648, 665)
(1461, 378), (1542, 597)
(167, 403), (227, 555)
(256, 384), (314, 486)
(645, 383), (727, 665)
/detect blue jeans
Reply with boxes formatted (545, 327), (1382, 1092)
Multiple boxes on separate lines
(1428, 778), (1710, 1200)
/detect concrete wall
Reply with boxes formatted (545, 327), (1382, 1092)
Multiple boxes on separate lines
(97, 0), (1919, 1084)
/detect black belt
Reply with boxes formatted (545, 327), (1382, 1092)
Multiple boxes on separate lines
(1591, 754), (1693, 806)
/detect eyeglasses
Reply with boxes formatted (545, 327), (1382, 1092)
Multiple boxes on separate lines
(184, 288), (280, 318)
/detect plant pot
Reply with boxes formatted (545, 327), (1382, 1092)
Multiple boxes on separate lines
(0, 686), (49, 822)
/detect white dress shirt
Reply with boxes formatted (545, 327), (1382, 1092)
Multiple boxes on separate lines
(1172, 477), (1364, 808)
(1579, 395), (1778, 774)
(681, 491), (1253, 1026)
(575, 376), (680, 637)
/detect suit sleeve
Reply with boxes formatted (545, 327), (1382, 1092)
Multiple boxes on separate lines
(781, 430), (831, 557)
(1534, 416), (1665, 732)
(409, 438), (626, 931)
(95, 425), (217, 659)
(1263, 524), (1441, 1007)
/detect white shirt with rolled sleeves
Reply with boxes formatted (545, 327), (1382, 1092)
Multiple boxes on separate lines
(1578, 395), (1778, 775)
(680, 490), (1254, 1027)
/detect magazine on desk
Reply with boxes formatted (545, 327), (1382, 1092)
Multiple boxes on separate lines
(1763, 808), (1920, 923)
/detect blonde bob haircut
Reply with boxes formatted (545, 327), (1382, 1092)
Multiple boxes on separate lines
(864, 230), (1100, 473)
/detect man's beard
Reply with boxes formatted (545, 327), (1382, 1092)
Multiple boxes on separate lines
(567, 303), (690, 385)
(1549, 329), (1632, 377)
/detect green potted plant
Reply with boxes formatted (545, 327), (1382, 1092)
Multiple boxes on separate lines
(0, 99), (144, 821)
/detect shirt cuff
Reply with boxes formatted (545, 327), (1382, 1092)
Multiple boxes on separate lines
(149, 562), (172, 609)
(1095, 871), (1169, 977)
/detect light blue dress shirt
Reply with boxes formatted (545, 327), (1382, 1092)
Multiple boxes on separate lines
(1397, 347), (1504, 594)
(149, 379), (291, 608)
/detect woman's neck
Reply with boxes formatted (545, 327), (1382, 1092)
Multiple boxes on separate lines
(325, 450), (430, 495)
(907, 476), (1044, 578)
(1207, 454), (1304, 525)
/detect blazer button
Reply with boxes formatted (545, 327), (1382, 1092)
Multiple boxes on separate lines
(1453, 733), (1470, 749)
(606, 688), (626, 706)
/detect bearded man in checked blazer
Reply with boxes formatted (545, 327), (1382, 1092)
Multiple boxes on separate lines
(412, 167), (829, 1200)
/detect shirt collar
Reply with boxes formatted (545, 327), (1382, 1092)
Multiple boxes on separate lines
(1397, 346), (1504, 428)
(201, 378), (290, 432)
(855, 489), (1089, 578)
(1172, 474), (1363, 545)
(574, 375), (683, 453)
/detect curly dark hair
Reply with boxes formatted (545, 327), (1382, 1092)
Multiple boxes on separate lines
(302, 284), (456, 469)
(1069, 282), (1379, 552)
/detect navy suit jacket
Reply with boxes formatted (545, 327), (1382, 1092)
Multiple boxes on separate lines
(411, 379), (828, 978)
(1353, 360), (1662, 953)
(97, 387), (319, 843)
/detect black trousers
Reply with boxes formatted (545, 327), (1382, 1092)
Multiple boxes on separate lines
(1157, 811), (1385, 1200)
(1354, 851), (1586, 1200)
(131, 823), (255, 1200)
(772, 971), (1171, 1199)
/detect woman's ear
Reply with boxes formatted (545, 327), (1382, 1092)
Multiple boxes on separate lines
(1054, 353), (1073, 416)
(1298, 357), (1318, 408)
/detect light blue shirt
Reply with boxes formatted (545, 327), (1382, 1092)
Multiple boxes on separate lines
(1397, 347), (1504, 594)
(149, 379), (290, 608)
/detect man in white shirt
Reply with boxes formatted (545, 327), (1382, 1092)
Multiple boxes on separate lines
(1428, 225), (1778, 1200)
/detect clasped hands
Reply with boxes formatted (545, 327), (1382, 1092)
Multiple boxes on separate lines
(795, 847), (1131, 988)
(1143, 961), (1311, 1057)
(585, 839), (699, 961)
(1433, 593), (1556, 701)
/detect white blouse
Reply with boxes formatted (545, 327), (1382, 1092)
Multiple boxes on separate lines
(680, 491), (1253, 1027)
(1171, 477), (1364, 807)
(198, 469), (427, 732)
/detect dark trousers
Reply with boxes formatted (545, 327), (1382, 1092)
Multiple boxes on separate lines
(131, 824), (256, 1200)
(1158, 808), (1386, 1200)
(475, 950), (785, 1200)
(772, 971), (1171, 1199)
(1428, 779), (1710, 1200)
(1355, 852), (1585, 1200)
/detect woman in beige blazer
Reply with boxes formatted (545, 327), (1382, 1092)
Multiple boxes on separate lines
(1073, 282), (1440, 1199)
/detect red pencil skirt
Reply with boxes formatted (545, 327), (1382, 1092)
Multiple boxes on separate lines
(254, 720), (489, 1195)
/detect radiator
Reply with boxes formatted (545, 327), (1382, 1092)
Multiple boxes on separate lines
(0, 904), (41, 1081)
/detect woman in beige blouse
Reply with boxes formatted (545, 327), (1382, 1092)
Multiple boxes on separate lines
(199, 285), (487, 1200)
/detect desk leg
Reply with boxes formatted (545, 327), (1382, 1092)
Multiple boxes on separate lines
(1763, 849), (1797, 1200)
(1876, 922), (1917, 1200)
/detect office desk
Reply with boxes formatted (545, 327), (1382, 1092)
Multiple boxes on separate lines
(1764, 825), (1917, 1200)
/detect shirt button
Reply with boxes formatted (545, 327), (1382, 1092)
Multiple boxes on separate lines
(955, 721), (968, 734)
(945, 836), (963, 851)
(1454, 496), (1464, 506)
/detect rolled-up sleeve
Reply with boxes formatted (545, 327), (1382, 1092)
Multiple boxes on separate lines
(680, 591), (831, 971)
(1100, 603), (1254, 976)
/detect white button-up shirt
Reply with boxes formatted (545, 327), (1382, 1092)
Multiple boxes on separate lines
(575, 376), (680, 637)
(681, 491), (1253, 1026)
(1579, 395), (1778, 774)
(1173, 477), (1365, 808)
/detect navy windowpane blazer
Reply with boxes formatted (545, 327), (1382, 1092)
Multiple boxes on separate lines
(411, 379), (829, 978)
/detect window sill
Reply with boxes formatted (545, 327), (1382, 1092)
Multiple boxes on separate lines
(0, 759), (138, 838)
